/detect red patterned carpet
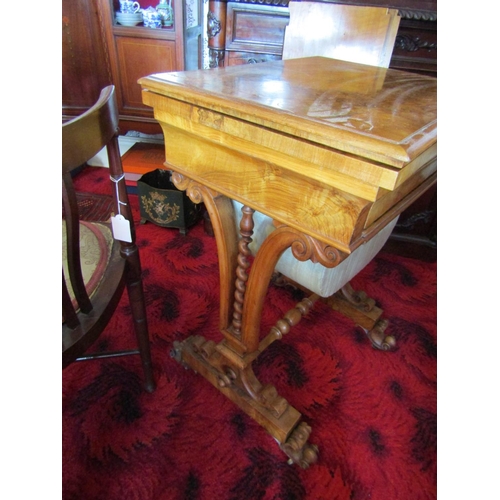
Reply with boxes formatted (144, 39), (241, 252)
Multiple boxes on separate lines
(63, 167), (437, 500)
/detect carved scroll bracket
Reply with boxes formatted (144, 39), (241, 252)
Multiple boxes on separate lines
(171, 171), (220, 204)
(271, 223), (348, 269)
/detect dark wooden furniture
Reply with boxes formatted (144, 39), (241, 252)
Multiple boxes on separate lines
(62, 86), (155, 393)
(62, 0), (111, 119)
(208, 0), (436, 75)
(62, 0), (203, 134)
(140, 56), (436, 466)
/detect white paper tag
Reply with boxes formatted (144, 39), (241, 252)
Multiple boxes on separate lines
(111, 214), (132, 243)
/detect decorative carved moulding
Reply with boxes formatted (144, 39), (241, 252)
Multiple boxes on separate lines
(207, 9), (223, 38)
(396, 34), (436, 52)
(231, 0), (437, 20)
(398, 8), (436, 21)
(233, 0), (290, 6)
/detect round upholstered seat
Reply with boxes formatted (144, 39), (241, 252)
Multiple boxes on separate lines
(62, 221), (114, 310)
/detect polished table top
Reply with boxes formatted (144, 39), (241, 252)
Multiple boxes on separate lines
(140, 57), (437, 254)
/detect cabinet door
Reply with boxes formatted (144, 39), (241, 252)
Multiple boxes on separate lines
(62, 0), (111, 119)
(115, 36), (177, 115)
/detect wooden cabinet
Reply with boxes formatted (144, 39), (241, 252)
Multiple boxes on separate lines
(114, 36), (178, 112)
(224, 2), (289, 66)
(62, 0), (203, 133)
(209, 0), (437, 76)
(62, 0), (111, 117)
(99, 0), (187, 126)
(390, 8), (437, 74)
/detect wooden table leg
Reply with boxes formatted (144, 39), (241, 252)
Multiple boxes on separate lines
(169, 174), (324, 467)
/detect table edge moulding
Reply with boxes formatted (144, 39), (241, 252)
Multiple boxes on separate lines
(139, 56), (437, 468)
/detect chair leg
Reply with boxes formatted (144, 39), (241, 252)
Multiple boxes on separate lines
(123, 245), (156, 392)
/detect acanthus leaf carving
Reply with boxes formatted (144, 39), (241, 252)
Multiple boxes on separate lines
(272, 224), (347, 268)
(207, 10), (222, 38)
(395, 34), (436, 52)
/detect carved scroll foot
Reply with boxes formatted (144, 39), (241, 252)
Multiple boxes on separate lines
(324, 284), (396, 350)
(280, 421), (319, 469)
(364, 319), (396, 351)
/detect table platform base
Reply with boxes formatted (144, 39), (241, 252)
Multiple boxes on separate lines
(171, 335), (320, 468)
(170, 280), (392, 468)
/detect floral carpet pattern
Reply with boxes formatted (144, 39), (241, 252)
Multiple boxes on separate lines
(63, 167), (437, 500)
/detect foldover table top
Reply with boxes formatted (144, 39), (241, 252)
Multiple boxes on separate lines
(140, 57), (437, 253)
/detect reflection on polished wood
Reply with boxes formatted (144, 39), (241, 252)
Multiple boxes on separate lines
(141, 57), (436, 467)
(282, 2), (400, 68)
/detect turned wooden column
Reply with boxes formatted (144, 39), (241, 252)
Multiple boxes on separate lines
(208, 0), (228, 67)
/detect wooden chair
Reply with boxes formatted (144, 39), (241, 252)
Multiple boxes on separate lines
(232, 3), (401, 350)
(62, 86), (155, 392)
(282, 1), (400, 68)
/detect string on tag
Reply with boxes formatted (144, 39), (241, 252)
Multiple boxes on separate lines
(110, 174), (127, 216)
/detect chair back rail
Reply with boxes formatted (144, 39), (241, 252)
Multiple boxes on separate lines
(62, 86), (119, 173)
(62, 85), (155, 392)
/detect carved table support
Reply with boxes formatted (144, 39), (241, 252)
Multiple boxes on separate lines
(169, 173), (321, 466)
(171, 335), (318, 467)
(169, 172), (396, 467)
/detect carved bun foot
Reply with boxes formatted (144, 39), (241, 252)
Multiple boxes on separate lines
(280, 422), (319, 469)
(365, 319), (396, 351)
